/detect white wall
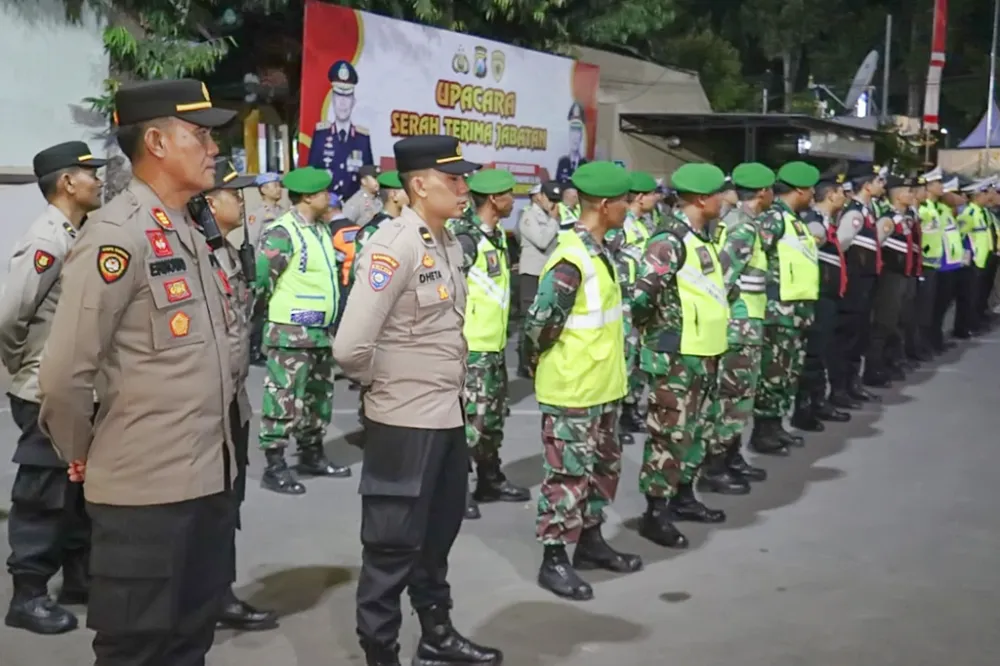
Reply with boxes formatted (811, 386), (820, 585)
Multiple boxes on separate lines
(0, 0), (108, 172)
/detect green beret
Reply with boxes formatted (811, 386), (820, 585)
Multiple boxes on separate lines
(628, 171), (658, 193)
(731, 162), (776, 190)
(777, 161), (820, 188)
(377, 170), (402, 189)
(670, 163), (726, 195)
(571, 161), (630, 198)
(282, 166), (332, 194)
(467, 168), (516, 195)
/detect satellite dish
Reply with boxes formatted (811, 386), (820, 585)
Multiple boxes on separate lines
(845, 50), (879, 111)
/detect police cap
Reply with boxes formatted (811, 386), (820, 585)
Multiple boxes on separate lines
(114, 79), (236, 128)
(393, 135), (481, 175)
(670, 163), (727, 195)
(255, 172), (281, 186)
(282, 166), (333, 195)
(33, 141), (106, 178)
(377, 170), (403, 189)
(884, 174), (910, 190)
(846, 162), (882, 185)
(207, 158), (256, 192)
(328, 60), (359, 95)
(468, 169), (516, 195)
(777, 161), (820, 188)
(572, 161), (630, 198)
(358, 164), (379, 180)
(541, 180), (562, 201)
(628, 170), (658, 194)
(731, 162), (776, 190)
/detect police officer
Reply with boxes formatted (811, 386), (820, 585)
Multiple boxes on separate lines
(928, 175), (967, 352)
(333, 135), (502, 666)
(307, 59), (374, 199)
(194, 159), (279, 631)
(0, 141), (104, 634)
(515, 180), (560, 377)
(38, 78), (239, 665)
(957, 177), (994, 336)
(343, 164), (383, 226)
(245, 172), (287, 365)
(554, 101), (588, 182)
(557, 184), (581, 230)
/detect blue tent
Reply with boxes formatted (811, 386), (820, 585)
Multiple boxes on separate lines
(958, 101), (1000, 148)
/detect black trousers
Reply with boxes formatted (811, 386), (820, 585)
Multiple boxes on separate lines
(800, 295), (838, 403)
(517, 274), (540, 371)
(831, 273), (876, 392)
(979, 255), (998, 321)
(356, 420), (467, 649)
(867, 272), (907, 374)
(931, 269), (960, 348)
(88, 492), (235, 666)
(913, 269), (938, 354)
(952, 266), (980, 335)
(895, 276), (919, 360)
(6, 397), (90, 597)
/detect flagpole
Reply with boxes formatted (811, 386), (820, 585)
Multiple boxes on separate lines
(986, 0), (999, 169)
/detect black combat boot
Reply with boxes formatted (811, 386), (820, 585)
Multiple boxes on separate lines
(638, 496), (688, 548)
(774, 421), (805, 448)
(724, 436), (767, 482)
(473, 464), (530, 503)
(848, 376), (881, 402)
(260, 448), (306, 495)
(814, 399), (850, 422)
(5, 578), (77, 635)
(537, 545), (593, 600)
(572, 525), (643, 573)
(749, 419), (789, 456)
(362, 642), (402, 666)
(413, 605), (503, 665)
(217, 587), (279, 631)
(464, 491), (481, 520)
(790, 393), (824, 432)
(668, 482), (726, 523)
(695, 452), (751, 495)
(862, 367), (892, 388)
(296, 444), (352, 478)
(618, 403), (646, 434)
(887, 362), (907, 382)
(828, 390), (862, 410)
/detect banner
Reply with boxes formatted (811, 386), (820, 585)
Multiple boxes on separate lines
(297, 1), (599, 200)
(922, 0), (948, 129)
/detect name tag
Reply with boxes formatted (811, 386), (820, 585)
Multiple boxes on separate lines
(695, 246), (715, 274)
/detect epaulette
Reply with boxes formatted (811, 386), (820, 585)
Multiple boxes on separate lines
(354, 124), (369, 136)
(315, 121), (330, 130)
(95, 188), (144, 228)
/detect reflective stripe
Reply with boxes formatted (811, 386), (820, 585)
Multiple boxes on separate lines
(467, 266), (509, 307)
(778, 230), (818, 262)
(852, 235), (879, 251)
(737, 274), (767, 292)
(883, 238), (909, 253)
(677, 263), (728, 310)
(818, 251), (842, 266)
(557, 246), (613, 329)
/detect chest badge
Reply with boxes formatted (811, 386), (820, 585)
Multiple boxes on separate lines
(437, 283), (449, 300)
(169, 311), (190, 337)
(422, 253), (435, 268)
(33, 249), (55, 274)
(145, 230), (174, 258)
(150, 208), (174, 230)
(163, 277), (192, 303)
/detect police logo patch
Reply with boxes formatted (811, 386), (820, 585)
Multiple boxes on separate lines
(145, 230), (173, 258)
(33, 249), (55, 274)
(422, 253), (435, 268)
(169, 311), (190, 337)
(163, 278), (192, 303)
(97, 245), (131, 284)
(150, 208), (174, 230)
(369, 262), (394, 291)
(853, 216), (863, 230)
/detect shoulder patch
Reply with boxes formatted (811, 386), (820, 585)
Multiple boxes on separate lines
(370, 252), (400, 269)
(150, 208), (174, 230)
(97, 245), (131, 283)
(369, 254), (397, 291)
(354, 124), (369, 135)
(33, 249), (55, 274)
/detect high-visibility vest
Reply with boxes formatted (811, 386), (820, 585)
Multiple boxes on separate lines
(673, 227), (729, 355)
(776, 209), (820, 301)
(624, 211), (651, 248)
(331, 221), (360, 287)
(534, 231), (626, 408)
(557, 203), (578, 231)
(938, 203), (966, 266)
(919, 200), (944, 268)
(713, 215), (767, 319)
(959, 203), (992, 269)
(462, 231), (510, 352)
(266, 212), (340, 327)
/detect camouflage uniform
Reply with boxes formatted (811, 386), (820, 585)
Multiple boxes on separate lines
(604, 214), (643, 416)
(523, 225), (623, 546)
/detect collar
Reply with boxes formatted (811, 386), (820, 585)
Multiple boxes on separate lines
(47, 204), (77, 238)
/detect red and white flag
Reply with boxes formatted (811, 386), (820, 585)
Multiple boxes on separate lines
(923, 0), (949, 130)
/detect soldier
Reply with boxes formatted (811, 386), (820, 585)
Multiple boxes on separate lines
(750, 162), (821, 454)
(557, 184), (581, 230)
(451, 169), (530, 521)
(957, 177), (994, 336)
(901, 176), (930, 363)
(554, 101), (588, 182)
(333, 135), (502, 666)
(255, 166), (351, 495)
(698, 162), (775, 497)
(245, 172), (287, 365)
(515, 180), (560, 377)
(0, 141), (104, 634)
(193, 159), (279, 631)
(632, 163), (730, 548)
(37, 79), (239, 665)
(524, 160), (642, 601)
(928, 175), (967, 352)
(307, 59), (374, 199)
(797, 174), (852, 422)
(343, 164), (383, 226)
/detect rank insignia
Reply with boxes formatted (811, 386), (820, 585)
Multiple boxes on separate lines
(369, 257), (396, 291)
(437, 284), (449, 300)
(418, 226), (435, 246)
(169, 311), (190, 337)
(33, 249), (55, 274)
(97, 245), (131, 284)
(163, 278), (192, 303)
(145, 230), (173, 258)
(150, 207), (174, 230)
(422, 253), (435, 268)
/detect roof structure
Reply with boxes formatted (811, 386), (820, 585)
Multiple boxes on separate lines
(958, 102), (1000, 149)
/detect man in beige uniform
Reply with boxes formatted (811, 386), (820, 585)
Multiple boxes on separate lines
(334, 136), (502, 666)
(0, 141), (105, 635)
(38, 79), (239, 666)
(342, 163), (383, 226)
(245, 172), (287, 364)
(515, 180), (560, 376)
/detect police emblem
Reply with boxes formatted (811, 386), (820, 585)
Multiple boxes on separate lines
(422, 253), (435, 268)
(474, 46), (488, 78)
(33, 249), (55, 274)
(169, 311), (190, 337)
(490, 50), (505, 82)
(338, 64), (350, 81)
(369, 254), (398, 291)
(163, 278), (192, 303)
(97, 245), (131, 284)
(452, 47), (470, 75)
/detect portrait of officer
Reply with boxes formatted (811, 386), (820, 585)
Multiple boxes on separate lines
(307, 59), (374, 200)
(554, 101), (588, 182)
(37, 78), (240, 666)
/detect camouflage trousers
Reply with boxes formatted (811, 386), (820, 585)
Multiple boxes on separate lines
(463, 351), (508, 468)
(536, 403), (622, 545)
(753, 325), (807, 419)
(639, 355), (719, 497)
(622, 309), (646, 406)
(707, 344), (763, 455)
(259, 346), (334, 450)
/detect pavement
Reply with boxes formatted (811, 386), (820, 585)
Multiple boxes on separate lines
(1, 336), (1000, 666)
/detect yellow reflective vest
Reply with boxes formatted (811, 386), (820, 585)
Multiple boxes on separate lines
(959, 203), (992, 269)
(776, 209), (819, 302)
(675, 227), (729, 356)
(462, 231), (510, 352)
(714, 218), (767, 320)
(266, 212), (340, 327)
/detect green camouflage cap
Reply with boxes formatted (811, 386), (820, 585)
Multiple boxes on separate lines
(670, 163), (726, 195)
(628, 170), (658, 193)
(282, 166), (332, 194)
(731, 162), (776, 190)
(571, 161), (630, 198)
(777, 161), (821, 188)
(467, 168), (516, 195)
(376, 170), (402, 189)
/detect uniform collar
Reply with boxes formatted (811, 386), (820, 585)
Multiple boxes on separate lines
(47, 204), (78, 238)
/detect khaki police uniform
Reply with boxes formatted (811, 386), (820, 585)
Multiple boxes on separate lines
(37, 78), (239, 664)
(342, 188), (383, 227)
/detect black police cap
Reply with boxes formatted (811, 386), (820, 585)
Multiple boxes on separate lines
(541, 180), (562, 200)
(393, 135), (481, 175)
(846, 162), (882, 185)
(33, 141), (106, 178)
(114, 79), (236, 128)
(884, 174), (910, 190)
(207, 158), (256, 192)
